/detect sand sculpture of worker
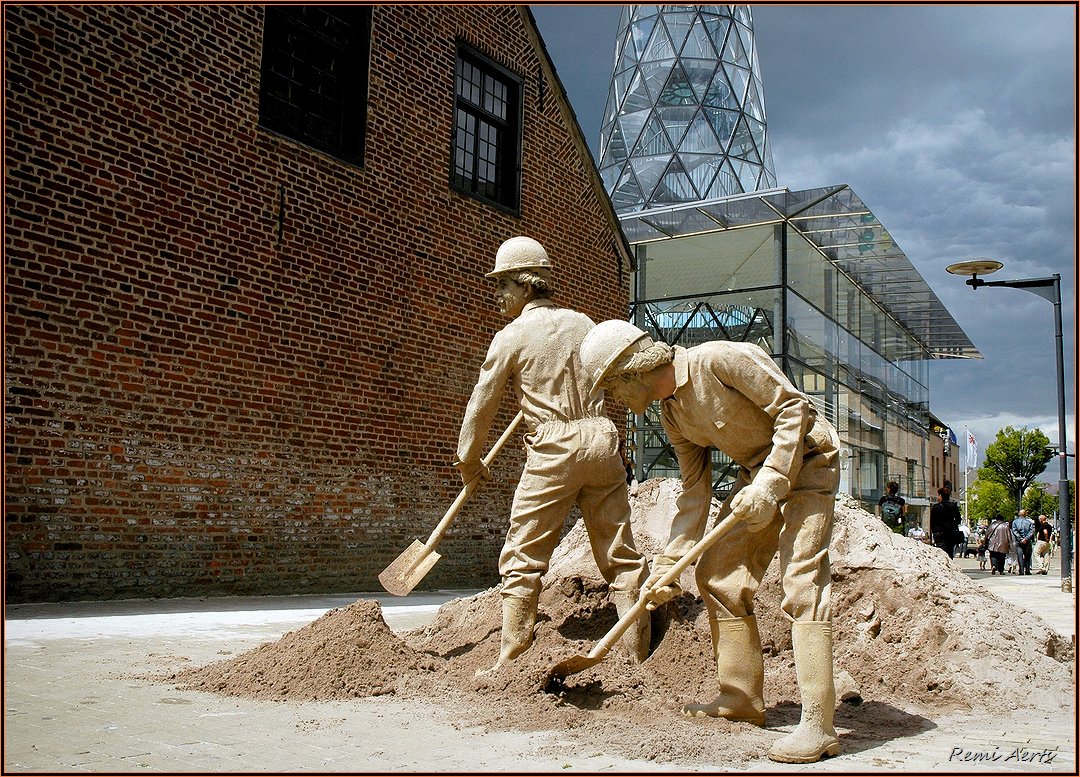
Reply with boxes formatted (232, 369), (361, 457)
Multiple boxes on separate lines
(579, 321), (841, 764)
(455, 237), (650, 673)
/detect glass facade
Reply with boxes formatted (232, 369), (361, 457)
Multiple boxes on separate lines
(599, 5), (776, 212)
(622, 188), (977, 509)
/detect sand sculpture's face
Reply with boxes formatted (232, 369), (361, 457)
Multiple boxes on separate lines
(607, 374), (651, 415)
(495, 276), (529, 319)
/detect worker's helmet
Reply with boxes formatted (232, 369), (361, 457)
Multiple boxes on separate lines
(579, 320), (653, 395)
(486, 236), (552, 278)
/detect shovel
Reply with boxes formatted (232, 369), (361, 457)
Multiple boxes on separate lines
(547, 508), (743, 682)
(378, 410), (525, 596)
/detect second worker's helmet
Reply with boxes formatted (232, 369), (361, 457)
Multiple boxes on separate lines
(579, 320), (653, 395)
(487, 236), (552, 278)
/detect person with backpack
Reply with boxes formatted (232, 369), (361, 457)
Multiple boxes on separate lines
(877, 481), (906, 533)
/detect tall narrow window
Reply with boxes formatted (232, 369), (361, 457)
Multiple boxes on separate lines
(451, 45), (522, 212)
(259, 6), (371, 165)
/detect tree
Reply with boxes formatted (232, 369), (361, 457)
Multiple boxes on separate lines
(1023, 483), (1059, 519)
(968, 478), (1015, 526)
(978, 426), (1054, 506)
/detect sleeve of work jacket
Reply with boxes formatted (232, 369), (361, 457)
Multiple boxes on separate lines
(711, 344), (813, 496)
(456, 330), (514, 465)
(662, 416), (713, 558)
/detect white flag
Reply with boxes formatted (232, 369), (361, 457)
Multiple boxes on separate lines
(966, 429), (977, 468)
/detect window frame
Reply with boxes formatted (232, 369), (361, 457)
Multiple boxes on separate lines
(258, 6), (372, 166)
(450, 42), (523, 214)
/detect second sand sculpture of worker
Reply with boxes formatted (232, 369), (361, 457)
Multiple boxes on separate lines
(579, 320), (842, 764)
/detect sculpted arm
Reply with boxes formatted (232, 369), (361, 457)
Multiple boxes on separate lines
(643, 414), (711, 609)
(456, 332), (514, 481)
(714, 345), (814, 529)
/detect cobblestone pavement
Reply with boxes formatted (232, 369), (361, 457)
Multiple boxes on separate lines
(5, 556), (1075, 773)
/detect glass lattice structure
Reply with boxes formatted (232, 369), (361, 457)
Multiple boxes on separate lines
(599, 5), (776, 212)
(621, 186), (980, 508)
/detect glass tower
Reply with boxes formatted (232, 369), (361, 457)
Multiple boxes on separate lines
(599, 5), (776, 213)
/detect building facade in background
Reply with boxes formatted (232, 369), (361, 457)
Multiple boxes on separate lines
(4, 6), (631, 602)
(597, 5), (776, 212)
(619, 189), (978, 513)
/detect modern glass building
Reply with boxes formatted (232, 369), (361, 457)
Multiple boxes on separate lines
(598, 5), (776, 211)
(620, 186), (980, 509)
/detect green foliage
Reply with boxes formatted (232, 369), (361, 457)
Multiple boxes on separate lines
(968, 479), (1015, 525)
(978, 426), (1053, 501)
(1023, 483), (1059, 518)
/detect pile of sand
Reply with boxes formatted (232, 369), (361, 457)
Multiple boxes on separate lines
(170, 479), (1074, 766)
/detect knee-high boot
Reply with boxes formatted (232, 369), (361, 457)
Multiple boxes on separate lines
(478, 593), (538, 675)
(611, 589), (651, 663)
(767, 621), (840, 763)
(682, 615), (766, 724)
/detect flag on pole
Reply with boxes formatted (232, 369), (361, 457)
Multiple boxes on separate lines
(966, 429), (977, 469)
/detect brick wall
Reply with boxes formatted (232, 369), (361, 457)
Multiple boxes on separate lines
(4, 6), (630, 602)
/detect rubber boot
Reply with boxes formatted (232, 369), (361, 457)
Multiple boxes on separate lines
(477, 594), (537, 676)
(612, 589), (651, 663)
(768, 621), (840, 763)
(682, 615), (766, 724)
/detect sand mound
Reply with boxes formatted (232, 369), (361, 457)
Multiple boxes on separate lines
(165, 479), (1074, 766)
(172, 599), (436, 701)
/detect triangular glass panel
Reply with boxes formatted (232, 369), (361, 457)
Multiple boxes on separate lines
(732, 158), (757, 192)
(631, 113), (674, 157)
(734, 5), (753, 28)
(703, 68), (737, 109)
(642, 16), (676, 61)
(703, 107), (738, 144)
(655, 157), (697, 203)
(722, 23), (748, 67)
(703, 14), (731, 55)
(745, 78), (766, 122)
(630, 14), (657, 58)
(679, 153), (722, 197)
(641, 61), (672, 104)
(630, 155), (672, 203)
(611, 170), (645, 211)
(658, 63), (696, 107)
(728, 115), (755, 157)
(682, 59), (719, 102)
(614, 69), (635, 110)
(618, 36), (639, 74)
(681, 110), (724, 154)
(660, 9), (696, 55)
(727, 64), (750, 103)
(622, 69), (656, 114)
(602, 118), (630, 166)
(706, 164), (738, 199)
(681, 16), (718, 59)
(599, 163), (621, 194)
(616, 110), (649, 158)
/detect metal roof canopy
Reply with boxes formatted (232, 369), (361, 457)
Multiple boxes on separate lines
(619, 184), (981, 360)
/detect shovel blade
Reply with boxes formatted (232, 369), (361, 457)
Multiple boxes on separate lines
(378, 540), (441, 596)
(547, 653), (604, 683)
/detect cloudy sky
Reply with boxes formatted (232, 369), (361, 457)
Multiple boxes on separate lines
(530, 3), (1076, 481)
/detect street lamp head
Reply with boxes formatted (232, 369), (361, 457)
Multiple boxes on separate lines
(946, 259), (1004, 278)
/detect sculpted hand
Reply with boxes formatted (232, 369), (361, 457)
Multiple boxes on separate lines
(453, 459), (491, 486)
(642, 554), (683, 611)
(730, 469), (788, 533)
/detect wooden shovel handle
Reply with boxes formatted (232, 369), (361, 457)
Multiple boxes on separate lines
(587, 509), (744, 660)
(423, 410), (525, 549)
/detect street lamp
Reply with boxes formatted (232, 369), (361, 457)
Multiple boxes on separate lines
(946, 259), (1072, 592)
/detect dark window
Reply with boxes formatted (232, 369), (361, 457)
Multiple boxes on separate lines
(451, 45), (522, 212)
(259, 6), (371, 165)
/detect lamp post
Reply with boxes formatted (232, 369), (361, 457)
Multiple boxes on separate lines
(946, 259), (1072, 592)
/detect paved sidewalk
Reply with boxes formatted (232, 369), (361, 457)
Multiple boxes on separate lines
(5, 558), (1076, 773)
